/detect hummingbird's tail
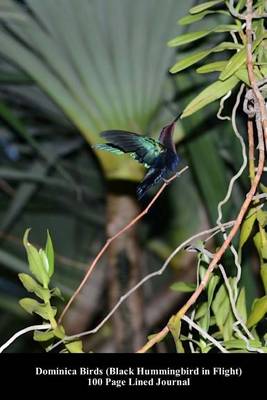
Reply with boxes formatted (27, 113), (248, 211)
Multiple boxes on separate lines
(136, 168), (163, 199)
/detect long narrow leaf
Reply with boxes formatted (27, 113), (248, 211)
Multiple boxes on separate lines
(182, 76), (239, 117)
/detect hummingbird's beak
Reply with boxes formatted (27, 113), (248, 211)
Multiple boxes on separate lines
(172, 112), (182, 124)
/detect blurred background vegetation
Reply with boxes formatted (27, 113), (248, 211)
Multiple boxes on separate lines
(0, 0), (258, 352)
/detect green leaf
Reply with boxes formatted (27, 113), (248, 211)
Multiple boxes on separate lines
(200, 250), (210, 265)
(214, 42), (243, 51)
(200, 341), (212, 353)
(39, 249), (50, 275)
(18, 273), (51, 302)
(253, 232), (263, 261)
(209, 316), (217, 326)
(19, 297), (57, 321)
(259, 65), (267, 80)
(182, 76), (239, 117)
(196, 61), (227, 73)
(253, 231), (267, 261)
(50, 287), (64, 301)
(19, 298), (43, 315)
(260, 264), (267, 294)
(23, 229), (49, 288)
(224, 339), (261, 350)
(199, 264), (208, 281)
(179, 10), (229, 25)
(236, 288), (247, 323)
(186, 131), (230, 223)
(168, 30), (213, 47)
(179, 11), (215, 25)
(216, 294), (231, 332)
(247, 295), (267, 328)
(220, 35), (267, 80)
(169, 25), (237, 47)
(219, 49), (246, 81)
(199, 309), (210, 331)
(189, 0), (224, 14)
(211, 285), (227, 315)
(34, 304), (57, 321)
(207, 275), (220, 309)
(65, 341), (84, 353)
(170, 281), (196, 292)
(195, 302), (209, 320)
(45, 230), (54, 278)
(170, 42), (242, 74)
(260, 183), (267, 194)
(236, 0), (246, 11)
(212, 284), (229, 330)
(214, 24), (242, 33)
(223, 311), (234, 341)
(168, 315), (184, 353)
(234, 67), (250, 85)
(33, 330), (55, 342)
(170, 50), (211, 73)
(234, 65), (263, 85)
(238, 208), (257, 255)
(256, 209), (267, 227)
(53, 325), (65, 339)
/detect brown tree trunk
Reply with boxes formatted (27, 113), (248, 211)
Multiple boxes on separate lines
(106, 192), (146, 352)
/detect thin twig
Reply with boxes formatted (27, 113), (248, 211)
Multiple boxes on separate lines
(182, 315), (229, 353)
(248, 120), (256, 181)
(217, 90), (232, 121)
(0, 324), (51, 353)
(216, 34), (244, 292)
(232, 321), (264, 352)
(253, 193), (267, 201)
(216, 84), (247, 227)
(58, 166), (189, 324)
(217, 84), (246, 294)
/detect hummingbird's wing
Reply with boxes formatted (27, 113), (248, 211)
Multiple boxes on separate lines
(94, 130), (164, 167)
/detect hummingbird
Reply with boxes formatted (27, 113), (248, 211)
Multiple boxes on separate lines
(94, 113), (181, 199)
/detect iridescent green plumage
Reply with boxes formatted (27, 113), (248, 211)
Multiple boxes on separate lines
(94, 115), (180, 199)
(95, 131), (163, 169)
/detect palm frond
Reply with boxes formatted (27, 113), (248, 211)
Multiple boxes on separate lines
(0, 0), (192, 179)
